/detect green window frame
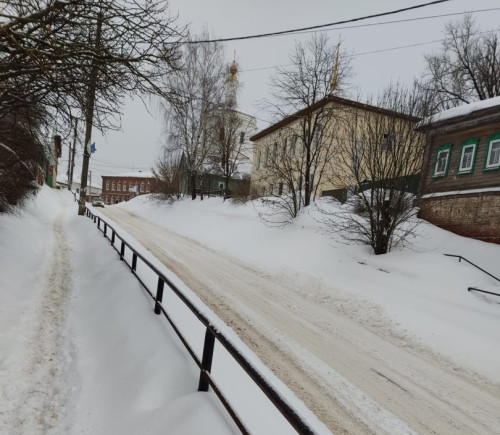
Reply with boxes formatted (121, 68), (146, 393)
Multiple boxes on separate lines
(456, 138), (478, 175)
(484, 132), (500, 171)
(432, 143), (453, 178)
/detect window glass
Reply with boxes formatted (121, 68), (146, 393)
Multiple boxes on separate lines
(486, 140), (500, 168)
(117, 181), (121, 191)
(458, 144), (475, 172)
(140, 182), (145, 193)
(290, 135), (297, 157)
(435, 149), (450, 176)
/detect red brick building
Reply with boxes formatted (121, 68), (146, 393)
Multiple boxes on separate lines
(415, 97), (500, 244)
(101, 171), (156, 205)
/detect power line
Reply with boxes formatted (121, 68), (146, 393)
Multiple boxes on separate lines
(182, 0), (451, 44)
(279, 7), (500, 38)
(240, 27), (500, 74)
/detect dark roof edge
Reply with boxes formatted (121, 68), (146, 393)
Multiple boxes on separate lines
(250, 95), (421, 141)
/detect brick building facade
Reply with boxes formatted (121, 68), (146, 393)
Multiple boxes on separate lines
(101, 171), (156, 205)
(416, 98), (500, 244)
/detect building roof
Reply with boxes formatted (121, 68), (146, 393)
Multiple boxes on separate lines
(250, 95), (421, 142)
(101, 171), (154, 179)
(417, 96), (500, 131)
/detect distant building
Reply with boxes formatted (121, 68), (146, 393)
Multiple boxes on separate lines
(39, 135), (62, 187)
(415, 97), (500, 243)
(101, 171), (156, 205)
(57, 177), (102, 200)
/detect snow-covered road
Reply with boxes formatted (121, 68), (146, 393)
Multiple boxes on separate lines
(101, 206), (500, 434)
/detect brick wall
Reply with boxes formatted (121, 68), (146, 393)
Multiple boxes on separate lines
(101, 176), (155, 204)
(416, 191), (500, 244)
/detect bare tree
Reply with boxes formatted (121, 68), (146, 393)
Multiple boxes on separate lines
(152, 149), (183, 201)
(161, 33), (226, 200)
(419, 15), (500, 111)
(207, 100), (255, 199)
(257, 33), (352, 221)
(323, 84), (425, 255)
(0, 0), (183, 127)
(1, 0), (184, 213)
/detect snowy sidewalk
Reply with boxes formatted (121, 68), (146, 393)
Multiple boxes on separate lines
(0, 203), (73, 433)
(0, 188), (239, 434)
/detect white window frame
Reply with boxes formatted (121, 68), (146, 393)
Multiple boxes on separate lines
(457, 142), (476, 173)
(433, 144), (452, 177)
(485, 139), (500, 169)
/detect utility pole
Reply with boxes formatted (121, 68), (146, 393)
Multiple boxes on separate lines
(67, 122), (72, 190)
(78, 12), (103, 215)
(89, 170), (92, 199)
(69, 117), (78, 191)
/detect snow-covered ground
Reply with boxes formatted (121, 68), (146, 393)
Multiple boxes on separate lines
(117, 194), (500, 385)
(0, 187), (499, 434)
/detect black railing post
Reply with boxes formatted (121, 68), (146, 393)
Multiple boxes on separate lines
(93, 215), (97, 223)
(154, 277), (165, 314)
(120, 240), (125, 260)
(198, 328), (216, 392)
(111, 231), (115, 245)
(97, 217), (101, 230)
(104, 222), (107, 237)
(132, 253), (137, 272)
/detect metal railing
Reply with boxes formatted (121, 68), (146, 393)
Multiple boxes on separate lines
(444, 254), (500, 297)
(85, 208), (316, 434)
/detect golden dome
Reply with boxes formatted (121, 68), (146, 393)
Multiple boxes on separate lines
(229, 60), (237, 80)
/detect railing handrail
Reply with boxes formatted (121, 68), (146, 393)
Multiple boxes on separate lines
(85, 208), (317, 435)
(444, 254), (500, 283)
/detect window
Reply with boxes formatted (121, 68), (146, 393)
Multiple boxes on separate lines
(146, 182), (150, 193)
(433, 144), (452, 177)
(272, 142), (277, 164)
(140, 182), (145, 193)
(382, 132), (395, 152)
(312, 124), (322, 149)
(123, 182), (127, 192)
(264, 147), (269, 167)
(278, 182), (283, 196)
(117, 181), (121, 191)
(105, 181), (110, 191)
(240, 131), (245, 144)
(256, 150), (261, 170)
(281, 138), (287, 161)
(290, 135), (297, 157)
(112, 181), (115, 191)
(457, 139), (478, 174)
(485, 133), (500, 170)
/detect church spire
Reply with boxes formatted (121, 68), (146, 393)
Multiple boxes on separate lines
(226, 51), (238, 107)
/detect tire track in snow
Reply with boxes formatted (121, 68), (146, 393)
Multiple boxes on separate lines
(102, 206), (500, 435)
(0, 212), (72, 434)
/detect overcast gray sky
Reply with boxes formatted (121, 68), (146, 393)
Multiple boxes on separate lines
(59, 0), (500, 187)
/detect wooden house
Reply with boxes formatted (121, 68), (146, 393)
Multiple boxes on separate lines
(415, 97), (500, 243)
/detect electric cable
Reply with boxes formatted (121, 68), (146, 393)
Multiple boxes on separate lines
(181, 0), (451, 44)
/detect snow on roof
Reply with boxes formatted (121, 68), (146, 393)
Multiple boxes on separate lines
(419, 96), (500, 128)
(103, 171), (154, 179)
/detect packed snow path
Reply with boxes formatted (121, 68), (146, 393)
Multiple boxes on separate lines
(101, 206), (500, 434)
(0, 212), (72, 434)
